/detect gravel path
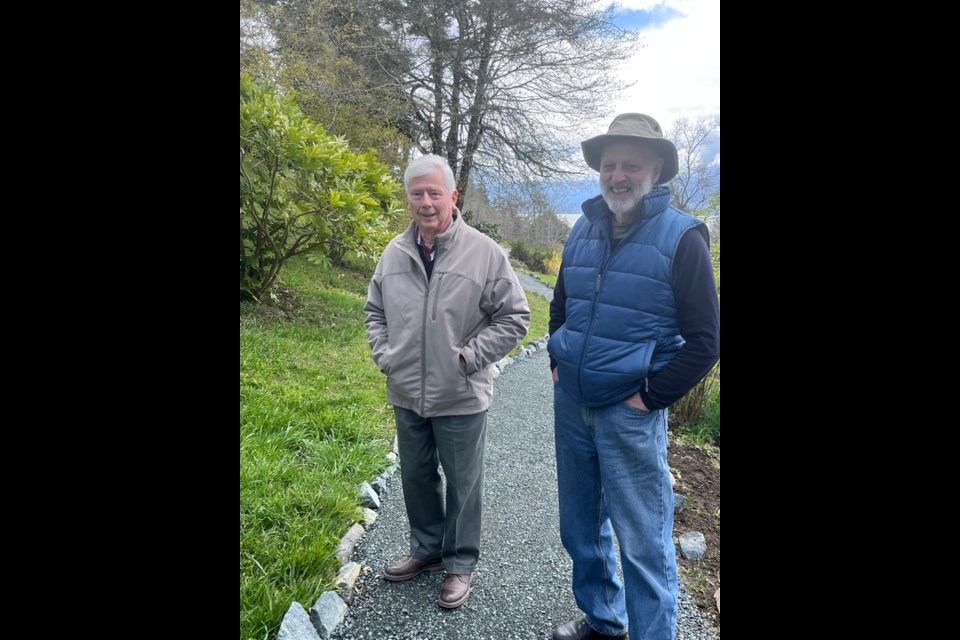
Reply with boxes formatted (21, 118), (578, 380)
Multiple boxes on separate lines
(513, 272), (554, 302)
(334, 328), (717, 640)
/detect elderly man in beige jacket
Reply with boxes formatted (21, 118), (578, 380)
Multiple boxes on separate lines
(364, 154), (530, 609)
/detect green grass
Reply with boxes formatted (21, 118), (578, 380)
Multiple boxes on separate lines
(509, 260), (558, 289)
(505, 262), (556, 357)
(669, 358), (720, 447)
(515, 290), (550, 355)
(241, 256), (395, 640)
(686, 386), (720, 445)
(240, 254), (551, 640)
(533, 272), (557, 288)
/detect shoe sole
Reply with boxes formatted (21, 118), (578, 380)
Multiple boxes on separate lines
(382, 562), (444, 581)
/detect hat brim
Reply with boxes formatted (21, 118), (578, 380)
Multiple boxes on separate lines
(581, 135), (679, 183)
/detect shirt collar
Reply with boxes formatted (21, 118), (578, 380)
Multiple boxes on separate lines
(414, 211), (459, 253)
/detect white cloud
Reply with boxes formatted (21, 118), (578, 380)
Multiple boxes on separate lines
(611, 0), (719, 127)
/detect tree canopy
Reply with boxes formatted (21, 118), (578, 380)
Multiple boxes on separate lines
(242, 0), (639, 208)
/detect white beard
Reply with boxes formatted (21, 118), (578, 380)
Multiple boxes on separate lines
(601, 175), (654, 222)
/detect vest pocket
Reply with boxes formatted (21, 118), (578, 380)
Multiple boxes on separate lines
(636, 339), (656, 380)
(547, 326), (567, 360)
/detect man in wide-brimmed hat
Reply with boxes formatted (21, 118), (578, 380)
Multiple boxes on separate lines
(547, 114), (720, 640)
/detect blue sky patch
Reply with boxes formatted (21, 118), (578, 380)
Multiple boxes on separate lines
(613, 3), (685, 31)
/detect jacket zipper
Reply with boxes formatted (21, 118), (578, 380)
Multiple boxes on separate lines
(431, 272), (444, 321)
(578, 248), (610, 397)
(419, 251), (442, 415)
(401, 244), (429, 416)
(420, 281), (429, 416)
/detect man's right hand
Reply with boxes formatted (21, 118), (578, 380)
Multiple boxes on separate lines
(552, 367), (558, 383)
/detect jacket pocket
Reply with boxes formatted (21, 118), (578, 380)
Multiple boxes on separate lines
(454, 352), (473, 394)
(379, 348), (392, 375)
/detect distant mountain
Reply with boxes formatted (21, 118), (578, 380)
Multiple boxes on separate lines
(554, 180), (597, 216)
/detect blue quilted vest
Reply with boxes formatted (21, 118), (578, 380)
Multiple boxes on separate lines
(548, 186), (706, 407)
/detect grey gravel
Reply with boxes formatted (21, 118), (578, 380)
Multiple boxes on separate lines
(334, 349), (718, 640)
(514, 272), (554, 302)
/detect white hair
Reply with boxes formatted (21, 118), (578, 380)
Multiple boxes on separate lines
(404, 154), (456, 192)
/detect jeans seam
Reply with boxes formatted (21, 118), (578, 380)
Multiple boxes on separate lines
(595, 488), (621, 627)
(656, 410), (676, 620)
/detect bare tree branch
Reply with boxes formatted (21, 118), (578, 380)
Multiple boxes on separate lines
(667, 115), (720, 213)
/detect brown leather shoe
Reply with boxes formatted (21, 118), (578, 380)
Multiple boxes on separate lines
(552, 619), (627, 640)
(438, 572), (473, 609)
(383, 555), (444, 581)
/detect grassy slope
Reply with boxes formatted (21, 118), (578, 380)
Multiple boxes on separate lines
(240, 257), (397, 640)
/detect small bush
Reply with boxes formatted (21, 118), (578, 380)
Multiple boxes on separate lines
(671, 364), (719, 445)
(240, 74), (404, 301)
(696, 387), (720, 445)
(462, 210), (503, 243)
(671, 365), (714, 427)
(511, 240), (558, 274)
(542, 251), (561, 276)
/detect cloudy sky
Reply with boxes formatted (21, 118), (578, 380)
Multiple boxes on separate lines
(609, 0), (720, 125)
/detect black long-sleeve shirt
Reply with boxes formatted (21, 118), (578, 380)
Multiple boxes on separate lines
(548, 227), (720, 410)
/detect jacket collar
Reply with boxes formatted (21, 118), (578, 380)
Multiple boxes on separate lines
(581, 185), (672, 225)
(403, 208), (462, 249)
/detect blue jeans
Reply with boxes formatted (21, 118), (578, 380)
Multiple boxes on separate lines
(554, 383), (677, 640)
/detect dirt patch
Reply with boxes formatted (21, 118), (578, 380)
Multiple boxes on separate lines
(669, 436), (720, 636)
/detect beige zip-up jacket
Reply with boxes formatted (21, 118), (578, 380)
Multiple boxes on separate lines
(364, 214), (530, 417)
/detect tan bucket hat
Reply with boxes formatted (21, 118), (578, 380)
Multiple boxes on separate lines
(581, 113), (679, 182)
